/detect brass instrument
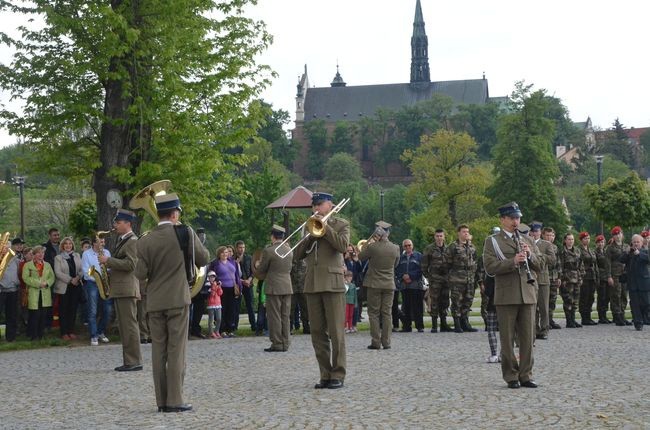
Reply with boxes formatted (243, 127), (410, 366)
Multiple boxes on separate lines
(130, 180), (205, 297)
(357, 233), (378, 253)
(514, 230), (536, 285)
(275, 197), (351, 259)
(0, 232), (16, 280)
(89, 230), (113, 300)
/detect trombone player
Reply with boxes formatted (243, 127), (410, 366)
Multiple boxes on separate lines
(358, 221), (400, 350)
(98, 209), (142, 372)
(295, 192), (350, 390)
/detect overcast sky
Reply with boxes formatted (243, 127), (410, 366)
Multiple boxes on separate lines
(1, 0), (648, 148)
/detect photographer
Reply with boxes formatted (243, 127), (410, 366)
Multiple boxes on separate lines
(344, 244), (364, 325)
(619, 234), (650, 330)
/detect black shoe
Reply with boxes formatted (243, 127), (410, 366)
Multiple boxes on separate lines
(598, 318), (609, 324)
(430, 327), (438, 333)
(164, 404), (193, 413)
(507, 380), (521, 389)
(114, 364), (143, 372)
(582, 319), (598, 326)
(574, 321), (582, 328)
(314, 380), (330, 389)
(535, 334), (548, 340)
(303, 328), (310, 334)
(453, 317), (463, 333)
(327, 379), (344, 389)
(417, 328), (424, 333)
(383, 345), (391, 349)
(635, 323), (643, 331)
(157, 406), (166, 412)
(644, 320), (650, 326)
(520, 380), (538, 388)
(399, 328), (412, 333)
(367, 345), (381, 350)
(624, 319), (633, 326)
(264, 347), (284, 352)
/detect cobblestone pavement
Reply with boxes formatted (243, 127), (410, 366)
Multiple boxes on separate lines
(1, 321), (649, 429)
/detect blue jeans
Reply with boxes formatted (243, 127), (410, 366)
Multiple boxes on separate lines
(85, 280), (113, 338)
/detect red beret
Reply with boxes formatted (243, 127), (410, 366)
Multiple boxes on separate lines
(579, 231), (590, 240)
(610, 226), (622, 235)
(642, 231), (650, 238)
(595, 234), (605, 242)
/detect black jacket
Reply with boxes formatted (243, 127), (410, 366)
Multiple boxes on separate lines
(620, 249), (650, 292)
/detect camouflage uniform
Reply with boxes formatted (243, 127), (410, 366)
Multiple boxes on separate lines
(290, 258), (309, 334)
(605, 241), (630, 324)
(578, 245), (599, 324)
(445, 240), (478, 332)
(421, 242), (448, 330)
(559, 246), (583, 327)
(595, 246), (611, 323)
(547, 242), (561, 328)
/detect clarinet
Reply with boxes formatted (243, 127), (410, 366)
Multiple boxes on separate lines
(514, 231), (536, 285)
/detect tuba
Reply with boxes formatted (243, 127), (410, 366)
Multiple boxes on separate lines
(0, 232), (16, 280)
(89, 230), (113, 300)
(130, 180), (206, 297)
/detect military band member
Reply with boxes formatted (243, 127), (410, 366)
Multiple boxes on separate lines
(255, 225), (293, 352)
(577, 232), (599, 326)
(295, 192), (349, 390)
(595, 235), (612, 323)
(445, 225), (478, 333)
(606, 226), (632, 326)
(529, 222), (554, 340)
(135, 193), (209, 413)
(483, 202), (540, 389)
(543, 227), (562, 329)
(99, 209), (143, 371)
(358, 221), (400, 350)
(421, 229), (451, 332)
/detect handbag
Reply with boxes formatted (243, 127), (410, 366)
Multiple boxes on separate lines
(234, 285), (241, 297)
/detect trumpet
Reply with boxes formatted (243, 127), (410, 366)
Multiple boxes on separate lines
(275, 198), (350, 258)
(357, 233), (378, 253)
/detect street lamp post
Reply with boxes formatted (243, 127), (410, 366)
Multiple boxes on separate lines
(380, 189), (385, 221)
(595, 155), (604, 235)
(12, 176), (26, 239)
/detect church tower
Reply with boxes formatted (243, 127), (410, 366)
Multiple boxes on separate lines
(295, 64), (309, 122)
(410, 0), (430, 87)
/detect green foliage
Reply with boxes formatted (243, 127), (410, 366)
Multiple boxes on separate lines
(323, 153), (362, 183)
(402, 130), (492, 229)
(489, 85), (567, 231)
(68, 199), (97, 239)
(0, 0), (273, 228)
(304, 120), (328, 179)
(329, 121), (357, 155)
(258, 102), (296, 170)
(584, 172), (650, 232)
(640, 130), (650, 166)
(450, 103), (501, 160)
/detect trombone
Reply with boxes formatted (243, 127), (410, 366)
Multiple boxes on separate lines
(275, 197), (350, 259)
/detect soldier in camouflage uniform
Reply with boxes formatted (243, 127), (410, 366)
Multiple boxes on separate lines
(543, 227), (562, 329)
(444, 225), (478, 333)
(577, 232), (599, 325)
(290, 258), (310, 334)
(594, 234), (612, 323)
(559, 233), (584, 328)
(529, 222), (555, 340)
(421, 229), (450, 332)
(605, 226), (632, 326)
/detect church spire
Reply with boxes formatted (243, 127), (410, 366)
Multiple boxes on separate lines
(330, 63), (347, 87)
(410, 0), (430, 86)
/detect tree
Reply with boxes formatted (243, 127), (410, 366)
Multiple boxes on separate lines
(0, 1), (272, 229)
(584, 172), (650, 232)
(303, 120), (328, 179)
(601, 118), (634, 167)
(258, 102), (296, 170)
(329, 121), (356, 155)
(450, 102), (501, 160)
(402, 130), (491, 229)
(489, 85), (567, 229)
(323, 153), (362, 183)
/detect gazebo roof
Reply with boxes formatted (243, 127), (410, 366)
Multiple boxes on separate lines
(265, 186), (313, 210)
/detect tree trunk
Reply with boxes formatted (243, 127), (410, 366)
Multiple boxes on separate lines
(448, 198), (457, 227)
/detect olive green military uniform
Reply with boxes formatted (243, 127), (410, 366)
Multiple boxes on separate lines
(358, 238), (400, 349)
(595, 247), (611, 322)
(255, 242), (293, 351)
(290, 258), (309, 333)
(135, 223), (209, 410)
(445, 240), (477, 320)
(295, 216), (350, 383)
(421, 242), (448, 326)
(106, 231), (142, 367)
(558, 246), (583, 326)
(483, 231), (540, 384)
(137, 280), (150, 342)
(605, 242), (630, 323)
(534, 239), (555, 337)
(578, 245), (599, 323)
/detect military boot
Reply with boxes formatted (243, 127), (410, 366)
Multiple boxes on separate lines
(440, 316), (453, 332)
(461, 316), (478, 332)
(430, 318), (438, 333)
(573, 311), (582, 328)
(565, 311), (576, 328)
(581, 312), (597, 326)
(597, 311), (610, 324)
(614, 313), (625, 326)
(549, 319), (561, 329)
(453, 317), (464, 333)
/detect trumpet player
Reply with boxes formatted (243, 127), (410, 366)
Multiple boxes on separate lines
(98, 209), (142, 371)
(295, 192), (350, 390)
(483, 202), (541, 389)
(358, 221), (400, 350)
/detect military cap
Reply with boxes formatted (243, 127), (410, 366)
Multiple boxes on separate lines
(498, 202), (522, 218)
(579, 231), (590, 240)
(517, 223), (529, 234)
(155, 193), (182, 212)
(529, 221), (543, 231)
(375, 220), (392, 230)
(595, 234), (605, 242)
(114, 208), (137, 223)
(311, 192), (333, 205)
(271, 224), (286, 235)
(610, 226), (622, 236)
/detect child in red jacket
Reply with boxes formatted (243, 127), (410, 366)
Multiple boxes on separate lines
(206, 271), (223, 339)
